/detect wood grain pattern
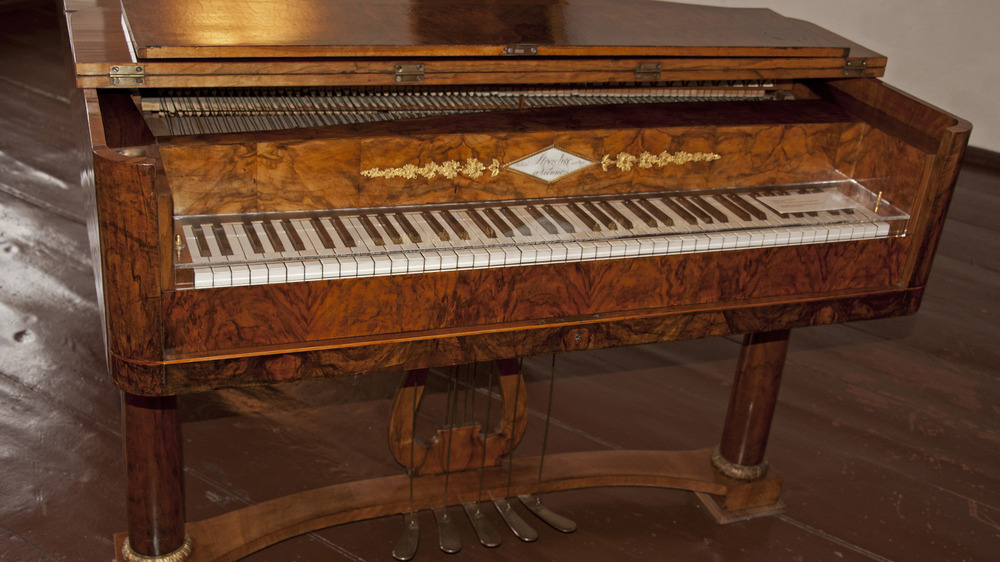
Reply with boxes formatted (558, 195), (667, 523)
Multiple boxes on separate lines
(718, 330), (791, 469)
(388, 366), (528, 475)
(160, 238), (907, 357)
(104, 289), (919, 396)
(161, 100), (857, 215)
(122, 394), (185, 557)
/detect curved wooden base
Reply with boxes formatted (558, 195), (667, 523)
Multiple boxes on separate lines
(114, 448), (781, 561)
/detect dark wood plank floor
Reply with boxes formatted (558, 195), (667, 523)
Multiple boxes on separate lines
(2, 1), (998, 560)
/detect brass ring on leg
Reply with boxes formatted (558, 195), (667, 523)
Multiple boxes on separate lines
(122, 534), (193, 562)
(711, 447), (768, 481)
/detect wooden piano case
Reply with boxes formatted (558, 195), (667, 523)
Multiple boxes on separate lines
(65, 0), (969, 560)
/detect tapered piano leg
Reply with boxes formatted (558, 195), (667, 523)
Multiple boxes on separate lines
(715, 329), (790, 478)
(697, 329), (789, 522)
(121, 393), (191, 561)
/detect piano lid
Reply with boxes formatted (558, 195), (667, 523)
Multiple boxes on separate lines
(64, 0), (885, 88)
(120, 0), (868, 60)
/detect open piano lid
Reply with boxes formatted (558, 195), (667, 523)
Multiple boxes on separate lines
(121, 0), (879, 59)
(69, 0), (885, 87)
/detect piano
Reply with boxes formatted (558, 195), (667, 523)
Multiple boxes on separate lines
(63, 0), (970, 560)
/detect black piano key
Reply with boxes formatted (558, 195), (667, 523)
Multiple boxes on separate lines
(357, 214), (386, 246)
(676, 197), (713, 224)
(622, 199), (657, 228)
(567, 203), (600, 231)
(598, 201), (633, 230)
(689, 195), (729, 223)
(376, 213), (404, 245)
(727, 194), (768, 221)
(394, 213), (422, 244)
(483, 207), (514, 237)
(211, 222), (234, 256)
(310, 217), (337, 249)
(421, 210), (450, 241)
(500, 206), (532, 236)
(439, 210), (470, 240)
(526, 205), (560, 235)
(713, 194), (752, 221)
(583, 201), (617, 231)
(261, 220), (285, 252)
(541, 204), (576, 234)
(330, 216), (356, 248)
(281, 219), (307, 251)
(192, 224), (212, 258)
(636, 198), (673, 226)
(242, 221), (265, 254)
(466, 208), (496, 239)
(660, 197), (699, 225)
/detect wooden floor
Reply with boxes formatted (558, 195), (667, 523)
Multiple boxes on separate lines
(2, 1), (999, 560)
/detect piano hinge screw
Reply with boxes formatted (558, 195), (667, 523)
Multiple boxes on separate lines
(111, 66), (119, 73)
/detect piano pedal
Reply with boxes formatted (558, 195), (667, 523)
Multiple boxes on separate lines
(392, 512), (420, 561)
(432, 507), (462, 554)
(462, 502), (502, 547)
(493, 498), (538, 542)
(518, 494), (578, 533)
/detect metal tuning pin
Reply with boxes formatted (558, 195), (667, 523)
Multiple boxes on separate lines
(432, 507), (462, 554)
(493, 498), (538, 542)
(391, 512), (420, 561)
(518, 494), (578, 533)
(463, 502), (502, 547)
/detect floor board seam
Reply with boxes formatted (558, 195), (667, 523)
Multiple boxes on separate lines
(775, 514), (895, 562)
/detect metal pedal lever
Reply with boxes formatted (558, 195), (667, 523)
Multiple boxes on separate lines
(492, 498), (538, 542)
(392, 512), (420, 561)
(432, 507), (462, 553)
(463, 502), (502, 547)
(518, 494), (578, 533)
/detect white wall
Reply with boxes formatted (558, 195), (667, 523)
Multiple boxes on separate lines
(682, 0), (998, 152)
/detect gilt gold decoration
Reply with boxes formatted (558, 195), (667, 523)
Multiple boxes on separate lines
(361, 150), (718, 182)
(122, 534), (193, 562)
(361, 158), (501, 180)
(600, 150), (720, 172)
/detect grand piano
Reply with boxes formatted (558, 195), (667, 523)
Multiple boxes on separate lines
(63, 0), (970, 560)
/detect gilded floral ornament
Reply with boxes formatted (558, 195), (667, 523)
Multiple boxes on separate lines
(601, 150), (720, 172)
(361, 158), (501, 180)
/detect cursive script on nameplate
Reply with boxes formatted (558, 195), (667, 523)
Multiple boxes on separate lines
(507, 147), (595, 183)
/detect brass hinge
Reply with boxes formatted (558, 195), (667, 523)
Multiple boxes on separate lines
(635, 62), (662, 81)
(394, 63), (425, 83)
(843, 59), (867, 77)
(504, 44), (540, 55)
(109, 64), (145, 86)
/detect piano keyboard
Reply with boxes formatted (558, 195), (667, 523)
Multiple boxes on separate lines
(174, 182), (907, 289)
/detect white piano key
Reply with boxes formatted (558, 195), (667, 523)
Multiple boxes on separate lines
(249, 263), (269, 285)
(182, 224), (211, 264)
(338, 256), (359, 278)
(388, 253), (409, 274)
(193, 268), (214, 289)
(485, 246), (507, 267)
(230, 264), (251, 286)
(266, 262), (287, 284)
(303, 259), (323, 280)
(319, 257), (341, 279)
(211, 266), (232, 287)
(548, 242), (569, 263)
